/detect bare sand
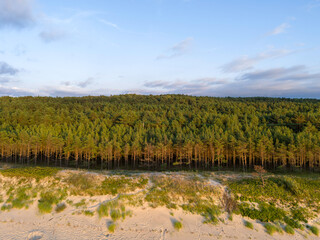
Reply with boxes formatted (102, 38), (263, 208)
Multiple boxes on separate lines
(0, 171), (319, 240)
(0, 200), (319, 240)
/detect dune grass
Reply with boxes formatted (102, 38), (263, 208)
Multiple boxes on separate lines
(145, 175), (222, 224)
(83, 210), (94, 216)
(38, 189), (67, 214)
(174, 221), (183, 231)
(264, 223), (283, 235)
(284, 225), (295, 235)
(244, 220), (254, 229)
(307, 225), (319, 236)
(1, 167), (59, 179)
(108, 222), (116, 233)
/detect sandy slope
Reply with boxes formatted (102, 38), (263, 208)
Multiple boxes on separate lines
(0, 201), (318, 240)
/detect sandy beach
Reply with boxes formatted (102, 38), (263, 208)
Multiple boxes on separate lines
(0, 169), (318, 240)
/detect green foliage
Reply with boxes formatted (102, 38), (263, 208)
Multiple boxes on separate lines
(1, 95), (320, 172)
(264, 223), (281, 235)
(284, 225), (295, 235)
(307, 225), (319, 236)
(97, 203), (110, 218)
(1, 204), (12, 211)
(38, 190), (67, 214)
(6, 185), (33, 209)
(38, 201), (52, 214)
(244, 220), (254, 229)
(1, 167), (59, 179)
(284, 216), (303, 229)
(74, 199), (87, 208)
(110, 209), (121, 221)
(101, 176), (148, 195)
(108, 222), (116, 233)
(83, 210), (94, 216)
(174, 221), (183, 231)
(239, 203), (286, 222)
(65, 173), (148, 196)
(228, 175), (320, 223)
(65, 173), (98, 196)
(97, 200), (119, 218)
(290, 207), (309, 223)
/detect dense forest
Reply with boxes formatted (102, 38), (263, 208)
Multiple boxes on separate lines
(0, 95), (320, 171)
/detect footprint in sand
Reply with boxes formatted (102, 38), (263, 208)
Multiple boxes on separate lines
(27, 231), (43, 240)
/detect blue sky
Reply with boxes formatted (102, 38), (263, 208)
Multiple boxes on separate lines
(0, 0), (320, 97)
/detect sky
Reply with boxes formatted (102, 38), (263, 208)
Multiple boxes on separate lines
(0, 0), (320, 98)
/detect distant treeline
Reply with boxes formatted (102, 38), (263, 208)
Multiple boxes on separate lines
(0, 95), (320, 171)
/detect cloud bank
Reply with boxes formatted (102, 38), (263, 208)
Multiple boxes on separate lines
(222, 49), (292, 73)
(0, 0), (34, 29)
(0, 62), (19, 75)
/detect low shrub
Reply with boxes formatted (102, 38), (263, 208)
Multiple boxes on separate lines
(284, 216), (302, 229)
(1, 203), (12, 211)
(239, 202), (286, 222)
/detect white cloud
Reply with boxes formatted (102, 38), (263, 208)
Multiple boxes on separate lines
(157, 37), (193, 60)
(0, 0), (34, 29)
(222, 49), (292, 73)
(39, 29), (66, 43)
(267, 23), (290, 36)
(0, 62), (19, 75)
(99, 19), (120, 30)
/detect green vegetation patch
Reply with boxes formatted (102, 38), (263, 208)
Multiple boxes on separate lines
(284, 225), (295, 235)
(101, 176), (148, 195)
(6, 185), (34, 209)
(108, 222), (116, 233)
(174, 221), (183, 231)
(264, 223), (283, 235)
(227, 175), (320, 226)
(239, 202), (286, 222)
(307, 225), (319, 236)
(146, 176), (221, 224)
(38, 189), (67, 214)
(65, 173), (148, 196)
(1, 167), (59, 179)
(244, 220), (254, 229)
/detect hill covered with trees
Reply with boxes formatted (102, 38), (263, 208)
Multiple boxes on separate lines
(0, 95), (319, 171)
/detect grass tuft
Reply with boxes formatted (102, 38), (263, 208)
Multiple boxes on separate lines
(83, 210), (94, 216)
(307, 225), (319, 236)
(174, 221), (183, 231)
(284, 225), (295, 235)
(110, 209), (121, 221)
(244, 220), (254, 229)
(108, 222), (116, 233)
(264, 223), (277, 235)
